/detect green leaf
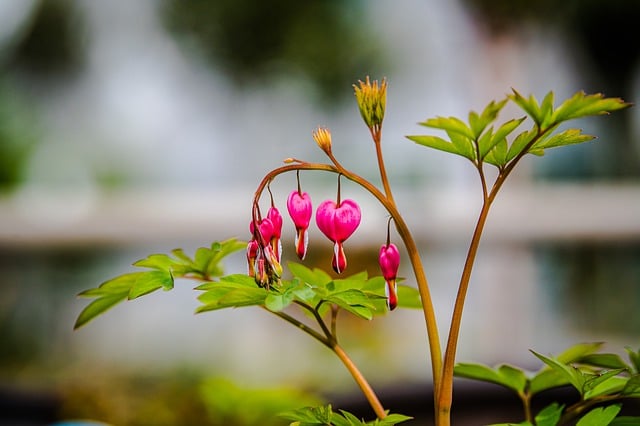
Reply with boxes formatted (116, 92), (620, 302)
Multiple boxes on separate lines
(133, 253), (182, 272)
(420, 116), (475, 139)
(327, 289), (379, 320)
(532, 350), (585, 394)
(580, 353), (630, 370)
(510, 89), (543, 125)
(194, 273), (257, 291)
(374, 413), (413, 425)
(506, 129), (537, 163)
(583, 370), (627, 399)
(533, 128), (594, 151)
(280, 404), (334, 424)
(539, 91), (555, 129)
(265, 291), (295, 312)
(625, 347), (640, 373)
(128, 270), (173, 299)
(576, 404), (621, 426)
(534, 402), (564, 426)
(469, 98), (508, 139)
(529, 368), (571, 395)
(447, 130), (476, 161)
(74, 293), (128, 329)
(556, 342), (605, 364)
(77, 273), (141, 298)
(479, 117), (526, 160)
(196, 286), (267, 313)
(484, 138), (509, 167)
(289, 262), (332, 288)
(552, 91), (629, 123)
(622, 374), (640, 397)
(454, 363), (527, 394)
(406, 135), (463, 157)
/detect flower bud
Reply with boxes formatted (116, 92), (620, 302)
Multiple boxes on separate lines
(379, 243), (400, 310)
(267, 207), (283, 262)
(312, 127), (332, 155)
(287, 190), (313, 259)
(353, 76), (387, 129)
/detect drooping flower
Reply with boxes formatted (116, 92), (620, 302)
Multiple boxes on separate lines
(267, 206), (283, 261)
(248, 216), (282, 286)
(246, 239), (259, 278)
(315, 199), (361, 273)
(379, 243), (400, 310)
(287, 190), (313, 260)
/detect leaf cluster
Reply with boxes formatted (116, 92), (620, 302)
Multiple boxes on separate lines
(279, 404), (412, 426)
(196, 262), (421, 320)
(454, 343), (640, 426)
(407, 90), (629, 171)
(74, 238), (247, 329)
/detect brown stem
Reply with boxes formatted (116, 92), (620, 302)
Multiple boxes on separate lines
(334, 344), (387, 419)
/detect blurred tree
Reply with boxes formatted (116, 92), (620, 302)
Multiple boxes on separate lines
(161, 0), (386, 106)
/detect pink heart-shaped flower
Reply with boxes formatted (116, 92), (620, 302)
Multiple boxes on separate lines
(315, 199), (361, 243)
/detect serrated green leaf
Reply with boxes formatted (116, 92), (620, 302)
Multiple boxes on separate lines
(128, 270), (173, 299)
(196, 286), (267, 313)
(622, 375), (640, 397)
(375, 413), (413, 425)
(77, 273), (141, 298)
(327, 289), (377, 320)
(532, 351), (585, 394)
(265, 291), (295, 312)
(454, 363), (527, 394)
(552, 91), (629, 123)
(533, 128), (594, 151)
(576, 404), (621, 426)
(74, 292), (128, 329)
(506, 129), (537, 163)
(510, 89), (543, 125)
(480, 117), (526, 160)
(580, 353), (630, 370)
(625, 347), (640, 373)
(484, 138), (509, 167)
(289, 262), (332, 288)
(171, 248), (193, 263)
(534, 402), (564, 426)
(447, 130), (476, 161)
(133, 253), (181, 272)
(420, 116), (475, 139)
(539, 91), (555, 129)
(406, 135), (463, 157)
(529, 369), (571, 395)
(556, 342), (605, 364)
(469, 98), (508, 139)
(583, 369), (627, 399)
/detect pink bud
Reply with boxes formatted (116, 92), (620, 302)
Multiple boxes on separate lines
(287, 190), (313, 259)
(379, 243), (400, 310)
(250, 218), (275, 243)
(316, 199), (361, 273)
(267, 207), (283, 261)
(246, 240), (259, 277)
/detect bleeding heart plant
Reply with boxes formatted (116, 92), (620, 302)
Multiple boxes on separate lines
(74, 78), (635, 426)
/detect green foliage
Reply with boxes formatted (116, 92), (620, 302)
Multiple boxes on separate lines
(407, 90), (629, 171)
(74, 238), (246, 329)
(279, 404), (412, 425)
(455, 343), (640, 425)
(200, 377), (323, 426)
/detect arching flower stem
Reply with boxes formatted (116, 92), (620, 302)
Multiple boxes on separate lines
(253, 161), (443, 414)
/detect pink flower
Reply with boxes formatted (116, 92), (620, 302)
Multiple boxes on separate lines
(248, 216), (282, 285)
(379, 243), (400, 310)
(315, 199), (361, 273)
(287, 190), (313, 259)
(267, 206), (283, 261)
(246, 239), (259, 278)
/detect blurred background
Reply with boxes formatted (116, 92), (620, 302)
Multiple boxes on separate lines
(0, 0), (639, 424)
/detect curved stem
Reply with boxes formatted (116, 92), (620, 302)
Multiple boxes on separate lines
(254, 161), (443, 399)
(370, 126), (395, 204)
(334, 344), (387, 419)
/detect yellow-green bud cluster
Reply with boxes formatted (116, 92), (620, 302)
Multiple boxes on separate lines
(353, 76), (387, 129)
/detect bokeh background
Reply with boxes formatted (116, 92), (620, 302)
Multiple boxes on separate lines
(1, 0), (639, 424)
